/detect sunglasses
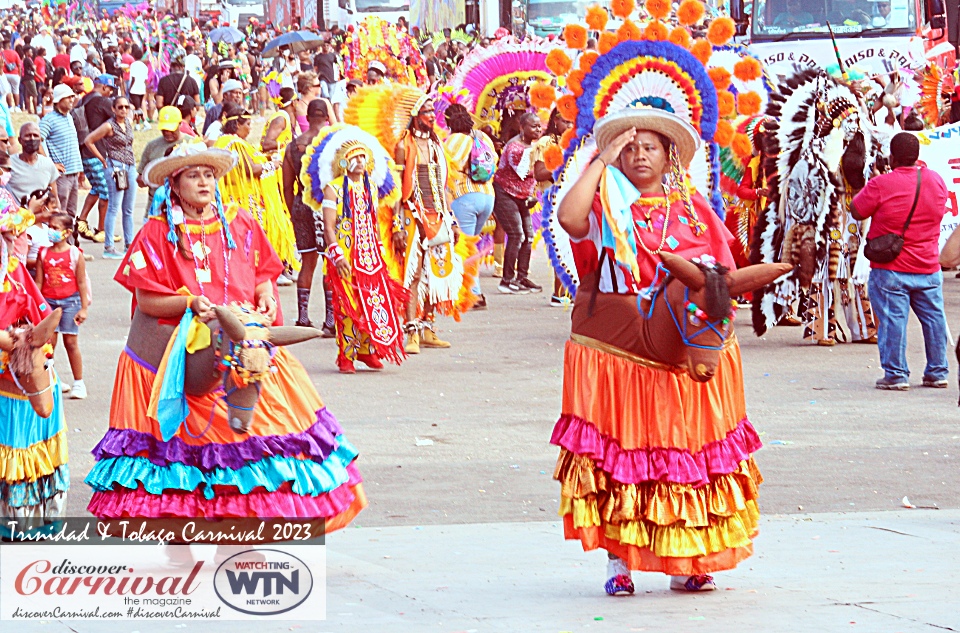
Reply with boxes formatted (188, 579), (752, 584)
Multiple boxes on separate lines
(115, 104), (131, 110)
(312, 83), (321, 87)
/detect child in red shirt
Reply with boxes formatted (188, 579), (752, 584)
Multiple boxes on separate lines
(33, 212), (90, 399)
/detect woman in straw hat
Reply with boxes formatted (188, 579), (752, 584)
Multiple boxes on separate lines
(545, 9), (790, 594)
(84, 142), (367, 552)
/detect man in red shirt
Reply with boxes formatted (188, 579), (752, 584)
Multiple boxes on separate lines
(852, 132), (949, 391)
(51, 45), (71, 72)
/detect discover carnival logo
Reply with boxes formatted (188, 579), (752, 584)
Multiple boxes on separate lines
(213, 549), (312, 616)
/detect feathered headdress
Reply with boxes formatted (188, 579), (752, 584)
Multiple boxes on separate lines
(344, 84), (430, 154)
(539, 1), (750, 292)
(750, 66), (879, 336)
(446, 36), (559, 132)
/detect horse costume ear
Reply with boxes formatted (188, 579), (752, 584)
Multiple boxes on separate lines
(268, 326), (323, 346)
(659, 253), (705, 290)
(726, 263), (793, 296)
(32, 308), (63, 346)
(0, 330), (12, 351)
(214, 306), (248, 342)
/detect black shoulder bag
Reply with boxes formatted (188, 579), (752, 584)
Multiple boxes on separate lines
(863, 167), (921, 264)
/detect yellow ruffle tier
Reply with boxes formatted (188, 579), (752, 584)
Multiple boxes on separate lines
(556, 449), (762, 574)
(0, 431), (68, 483)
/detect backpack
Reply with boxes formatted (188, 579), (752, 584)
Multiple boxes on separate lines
(468, 132), (496, 183)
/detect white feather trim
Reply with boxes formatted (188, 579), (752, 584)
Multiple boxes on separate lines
(316, 125), (392, 189)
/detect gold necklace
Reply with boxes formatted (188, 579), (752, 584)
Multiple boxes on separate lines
(634, 183), (672, 256)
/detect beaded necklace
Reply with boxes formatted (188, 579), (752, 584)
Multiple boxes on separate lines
(633, 182), (672, 256)
(181, 207), (230, 301)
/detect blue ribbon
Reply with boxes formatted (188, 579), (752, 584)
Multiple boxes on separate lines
(157, 309), (193, 442)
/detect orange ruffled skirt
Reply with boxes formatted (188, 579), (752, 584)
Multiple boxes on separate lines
(86, 347), (366, 534)
(550, 335), (762, 576)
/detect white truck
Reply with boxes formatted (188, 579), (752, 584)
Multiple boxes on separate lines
(219, 0), (266, 29)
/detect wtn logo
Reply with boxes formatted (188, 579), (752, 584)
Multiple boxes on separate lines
(214, 550), (314, 616)
(225, 570), (299, 596)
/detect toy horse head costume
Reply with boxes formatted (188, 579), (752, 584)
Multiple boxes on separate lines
(133, 143), (322, 436)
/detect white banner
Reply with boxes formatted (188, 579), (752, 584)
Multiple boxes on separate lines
(916, 123), (960, 250)
(1, 542), (326, 621)
(748, 35), (925, 77)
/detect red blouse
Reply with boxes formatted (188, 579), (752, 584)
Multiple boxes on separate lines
(571, 190), (736, 294)
(114, 208), (284, 325)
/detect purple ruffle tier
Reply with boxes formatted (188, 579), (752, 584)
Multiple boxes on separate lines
(550, 414), (761, 487)
(91, 407), (344, 470)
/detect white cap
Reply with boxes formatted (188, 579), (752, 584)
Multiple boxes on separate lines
(78, 35), (92, 46)
(221, 78), (243, 94)
(52, 84), (75, 103)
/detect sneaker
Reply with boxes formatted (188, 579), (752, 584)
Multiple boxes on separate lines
(876, 377), (909, 391)
(277, 274), (294, 286)
(922, 378), (949, 388)
(604, 557), (634, 596)
(70, 381), (87, 399)
(550, 295), (568, 307)
(517, 277), (543, 293)
(320, 324), (336, 338)
(102, 250), (124, 260)
(605, 574), (635, 596)
(670, 575), (717, 592)
(60, 382), (71, 394)
(93, 230), (106, 244)
(295, 319), (315, 328)
(83, 253), (93, 261)
(498, 279), (530, 294)
(471, 295), (487, 310)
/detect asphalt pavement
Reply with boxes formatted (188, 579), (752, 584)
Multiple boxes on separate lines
(11, 201), (960, 631)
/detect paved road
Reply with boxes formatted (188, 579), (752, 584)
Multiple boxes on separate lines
(16, 205), (960, 630)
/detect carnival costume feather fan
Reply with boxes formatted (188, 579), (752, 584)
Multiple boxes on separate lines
(341, 17), (427, 86)
(344, 84), (429, 157)
(918, 64), (955, 127)
(446, 36), (558, 132)
(537, 3), (761, 295)
(750, 66), (880, 336)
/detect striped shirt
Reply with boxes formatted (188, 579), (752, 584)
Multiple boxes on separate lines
(39, 110), (82, 175)
(443, 131), (495, 199)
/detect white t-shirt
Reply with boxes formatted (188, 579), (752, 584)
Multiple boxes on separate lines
(205, 120), (223, 142)
(70, 44), (88, 64)
(129, 60), (148, 95)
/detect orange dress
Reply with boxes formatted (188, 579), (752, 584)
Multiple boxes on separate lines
(552, 189), (761, 575)
(84, 208), (366, 531)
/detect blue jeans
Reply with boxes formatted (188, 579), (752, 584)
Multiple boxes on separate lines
(451, 192), (494, 296)
(104, 159), (137, 253)
(867, 268), (949, 382)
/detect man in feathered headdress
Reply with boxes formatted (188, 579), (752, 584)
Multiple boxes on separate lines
(393, 93), (464, 354)
(311, 126), (408, 373)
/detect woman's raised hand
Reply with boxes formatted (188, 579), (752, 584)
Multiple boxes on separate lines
(598, 128), (637, 168)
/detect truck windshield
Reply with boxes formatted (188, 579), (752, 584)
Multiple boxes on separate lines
(527, 0), (584, 19)
(752, 0), (916, 38)
(355, 0), (410, 12)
